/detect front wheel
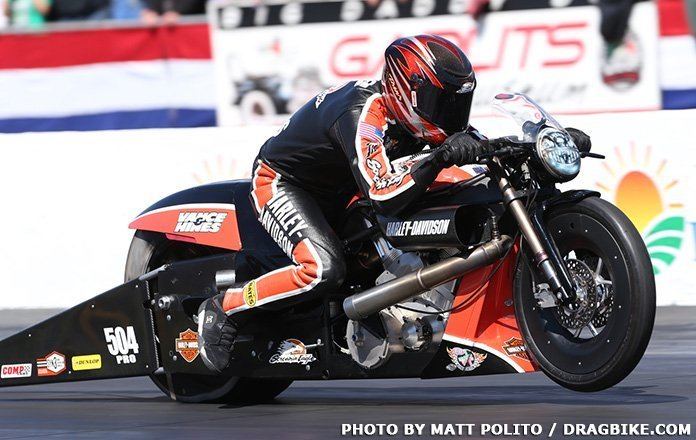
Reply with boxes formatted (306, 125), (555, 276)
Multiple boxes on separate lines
(514, 197), (656, 392)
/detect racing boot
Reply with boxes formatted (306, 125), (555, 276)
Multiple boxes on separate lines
(197, 293), (238, 373)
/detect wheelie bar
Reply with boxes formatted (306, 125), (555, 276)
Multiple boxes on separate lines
(0, 280), (158, 388)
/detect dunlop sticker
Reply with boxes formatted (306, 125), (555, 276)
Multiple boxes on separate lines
(72, 354), (102, 371)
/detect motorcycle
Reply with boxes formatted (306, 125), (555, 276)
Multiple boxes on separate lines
(0, 93), (655, 403)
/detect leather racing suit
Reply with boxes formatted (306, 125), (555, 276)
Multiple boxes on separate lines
(220, 80), (483, 315)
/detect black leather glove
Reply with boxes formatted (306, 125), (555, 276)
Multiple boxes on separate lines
(565, 127), (591, 153)
(435, 132), (492, 167)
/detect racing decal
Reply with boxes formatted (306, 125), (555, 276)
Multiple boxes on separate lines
(445, 347), (487, 372)
(359, 122), (383, 143)
(385, 219), (451, 237)
(269, 339), (317, 365)
(175, 329), (200, 363)
(71, 354), (102, 371)
(36, 352), (66, 377)
(355, 94), (417, 201)
(1, 363), (32, 379)
(259, 189), (310, 252)
(502, 337), (530, 361)
(129, 203), (241, 250)
(243, 281), (258, 307)
(366, 158), (409, 191)
(104, 326), (140, 365)
(315, 82), (347, 108)
(175, 212), (228, 233)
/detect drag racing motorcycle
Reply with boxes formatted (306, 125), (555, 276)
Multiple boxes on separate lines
(0, 93), (655, 403)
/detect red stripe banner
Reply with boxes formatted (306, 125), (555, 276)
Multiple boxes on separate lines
(0, 23), (212, 70)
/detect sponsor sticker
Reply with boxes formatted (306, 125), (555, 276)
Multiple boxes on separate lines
(386, 219), (451, 237)
(104, 326), (140, 365)
(243, 281), (258, 307)
(71, 354), (102, 371)
(502, 337), (530, 361)
(445, 347), (487, 372)
(175, 329), (200, 363)
(1, 363), (32, 379)
(269, 339), (316, 365)
(36, 352), (66, 377)
(175, 212), (228, 233)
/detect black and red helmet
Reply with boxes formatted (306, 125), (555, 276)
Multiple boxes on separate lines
(382, 35), (476, 145)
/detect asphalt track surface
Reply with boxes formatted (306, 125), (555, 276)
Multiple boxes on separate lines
(0, 307), (693, 439)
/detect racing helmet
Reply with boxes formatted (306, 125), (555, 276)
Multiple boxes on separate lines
(381, 35), (476, 145)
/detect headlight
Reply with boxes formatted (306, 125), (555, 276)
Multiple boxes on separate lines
(535, 127), (581, 181)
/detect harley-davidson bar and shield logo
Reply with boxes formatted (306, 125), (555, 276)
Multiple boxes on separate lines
(175, 329), (200, 363)
(502, 337), (530, 361)
(445, 347), (487, 372)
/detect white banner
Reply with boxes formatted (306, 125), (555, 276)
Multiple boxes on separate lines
(0, 126), (275, 309)
(210, 2), (660, 125)
(1, 109), (693, 308)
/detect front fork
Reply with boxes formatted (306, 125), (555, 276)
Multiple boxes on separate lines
(490, 159), (578, 302)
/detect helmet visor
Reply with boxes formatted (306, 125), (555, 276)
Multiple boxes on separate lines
(414, 81), (474, 135)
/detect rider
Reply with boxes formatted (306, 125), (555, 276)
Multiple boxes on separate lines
(197, 34), (591, 372)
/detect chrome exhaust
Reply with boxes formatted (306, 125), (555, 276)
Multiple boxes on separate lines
(343, 236), (513, 320)
(215, 269), (236, 291)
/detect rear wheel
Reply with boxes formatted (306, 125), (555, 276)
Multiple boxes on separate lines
(514, 197), (655, 391)
(125, 230), (292, 403)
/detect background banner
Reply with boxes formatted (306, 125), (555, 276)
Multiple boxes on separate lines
(210, 0), (661, 125)
(0, 24), (215, 132)
(1, 0), (693, 133)
(1, 108), (693, 308)
(657, 0), (696, 108)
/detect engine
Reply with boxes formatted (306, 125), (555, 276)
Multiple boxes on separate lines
(345, 238), (456, 369)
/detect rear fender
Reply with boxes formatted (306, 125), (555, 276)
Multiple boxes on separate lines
(129, 181), (250, 251)
(130, 203), (242, 251)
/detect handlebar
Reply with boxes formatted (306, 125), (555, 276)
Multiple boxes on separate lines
(476, 137), (533, 163)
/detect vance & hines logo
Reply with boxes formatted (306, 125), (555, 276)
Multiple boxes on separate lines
(175, 212), (228, 233)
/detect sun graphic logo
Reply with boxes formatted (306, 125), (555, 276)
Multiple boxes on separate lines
(596, 145), (685, 275)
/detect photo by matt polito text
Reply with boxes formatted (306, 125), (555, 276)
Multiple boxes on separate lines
(341, 423), (543, 436)
(340, 423), (691, 437)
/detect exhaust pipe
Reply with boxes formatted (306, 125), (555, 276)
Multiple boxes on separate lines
(215, 269), (236, 291)
(343, 235), (513, 320)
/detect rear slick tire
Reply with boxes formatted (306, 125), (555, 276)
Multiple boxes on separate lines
(125, 230), (292, 403)
(514, 197), (656, 392)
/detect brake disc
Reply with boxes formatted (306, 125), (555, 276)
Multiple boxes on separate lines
(591, 283), (614, 327)
(553, 259), (598, 331)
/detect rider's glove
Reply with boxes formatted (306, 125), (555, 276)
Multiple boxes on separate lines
(566, 127), (591, 153)
(436, 132), (492, 167)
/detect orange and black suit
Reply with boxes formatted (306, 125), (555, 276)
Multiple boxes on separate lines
(220, 80), (482, 315)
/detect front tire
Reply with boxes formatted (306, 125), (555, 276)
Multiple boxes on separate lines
(514, 197), (655, 391)
(125, 230), (292, 403)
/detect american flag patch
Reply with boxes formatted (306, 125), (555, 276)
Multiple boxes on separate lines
(358, 123), (384, 143)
